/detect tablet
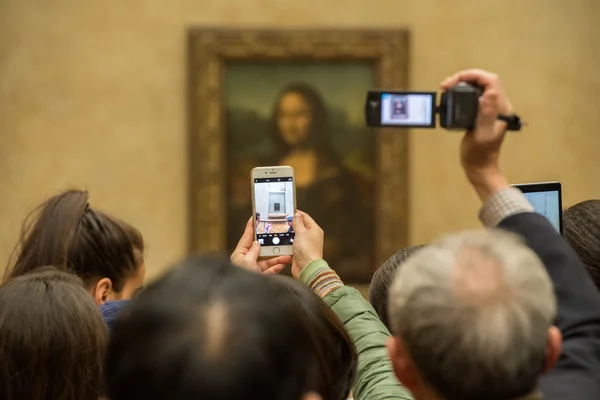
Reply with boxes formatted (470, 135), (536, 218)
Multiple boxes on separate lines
(513, 182), (562, 233)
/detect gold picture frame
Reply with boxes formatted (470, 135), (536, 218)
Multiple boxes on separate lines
(188, 29), (409, 281)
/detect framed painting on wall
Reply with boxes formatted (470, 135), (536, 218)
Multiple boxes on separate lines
(188, 29), (409, 282)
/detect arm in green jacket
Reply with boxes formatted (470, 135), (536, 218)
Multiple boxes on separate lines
(300, 260), (413, 400)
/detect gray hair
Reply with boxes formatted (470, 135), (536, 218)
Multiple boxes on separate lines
(388, 230), (556, 400)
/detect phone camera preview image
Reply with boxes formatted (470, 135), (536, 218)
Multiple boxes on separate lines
(254, 177), (295, 247)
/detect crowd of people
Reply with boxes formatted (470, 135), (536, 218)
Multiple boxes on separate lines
(1, 69), (600, 400)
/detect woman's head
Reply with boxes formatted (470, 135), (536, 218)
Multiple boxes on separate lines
(270, 83), (332, 153)
(5, 190), (145, 305)
(563, 200), (600, 290)
(369, 245), (426, 329)
(0, 268), (108, 400)
(273, 275), (357, 400)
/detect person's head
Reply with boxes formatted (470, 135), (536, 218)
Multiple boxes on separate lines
(256, 212), (261, 223)
(386, 230), (561, 400)
(563, 200), (600, 290)
(106, 256), (321, 400)
(273, 275), (357, 400)
(369, 245), (426, 329)
(5, 190), (145, 305)
(270, 83), (332, 153)
(0, 268), (108, 400)
(287, 215), (293, 228)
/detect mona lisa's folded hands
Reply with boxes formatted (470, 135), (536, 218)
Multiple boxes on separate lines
(231, 217), (291, 274)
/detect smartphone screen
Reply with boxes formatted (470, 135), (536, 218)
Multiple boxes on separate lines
(253, 176), (295, 248)
(514, 182), (562, 233)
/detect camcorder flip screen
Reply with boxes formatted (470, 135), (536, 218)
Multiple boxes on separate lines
(513, 181), (562, 233)
(366, 91), (437, 128)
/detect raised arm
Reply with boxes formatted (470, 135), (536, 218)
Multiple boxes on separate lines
(444, 68), (600, 398)
(292, 212), (413, 400)
(487, 193), (600, 397)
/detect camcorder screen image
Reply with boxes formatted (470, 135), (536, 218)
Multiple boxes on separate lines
(381, 93), (435, 127)
(254, 177), (295, 246)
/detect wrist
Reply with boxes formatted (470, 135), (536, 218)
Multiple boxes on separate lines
(465, 169), (510, 203)
(298, 259), (327, 283)
(295, 258), (318, 277)
(298, 259), (343, 299)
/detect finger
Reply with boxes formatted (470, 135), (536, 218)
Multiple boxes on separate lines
(258, 255), (292, 271)
(244, 240), (261, 265)
(478, 89), (499, 127)
(440, 75), (456, 89)
(235, 217), (255, 251)
(441, 69), (500, 90)
(292, 211), (308, 233)
(262, 263), (287, 275)
(297, 210), (321, 231)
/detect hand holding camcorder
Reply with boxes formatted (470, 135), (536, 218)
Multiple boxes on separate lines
(365, 82), (522, 131)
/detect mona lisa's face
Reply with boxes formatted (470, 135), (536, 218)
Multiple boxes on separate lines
(277, 92), (312, 146)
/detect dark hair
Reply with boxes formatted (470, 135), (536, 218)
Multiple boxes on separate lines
(0, 268), (108, 400)
(269, 82), (335, 158)
(256, 212), (260, 219)
(273, 276), (357, 400)
(369, 245), (426, 329)
(106, 256), (319, 400)
(5, 190), (144, 291)
(563, 200), (600, 290)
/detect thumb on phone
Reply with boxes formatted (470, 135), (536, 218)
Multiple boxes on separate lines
(292, 212), (307, 233)
(244, 241), (261, 263)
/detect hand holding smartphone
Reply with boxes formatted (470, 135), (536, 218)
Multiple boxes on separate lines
(251, 166), (296, 256)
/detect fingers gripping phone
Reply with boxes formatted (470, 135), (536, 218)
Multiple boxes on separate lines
(251, 166), (296, 256)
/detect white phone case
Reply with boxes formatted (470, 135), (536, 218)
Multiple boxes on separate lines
(251, 166), (296, 257)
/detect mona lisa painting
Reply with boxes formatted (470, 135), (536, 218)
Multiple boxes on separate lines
(189, 29), (409, 282)
(227, 65), (374, 280)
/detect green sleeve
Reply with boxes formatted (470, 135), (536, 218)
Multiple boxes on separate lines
(300, 261), (413, 400)
(325, 287), (413, 400)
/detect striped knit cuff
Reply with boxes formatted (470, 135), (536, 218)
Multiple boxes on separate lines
(299, 259), (343, 299)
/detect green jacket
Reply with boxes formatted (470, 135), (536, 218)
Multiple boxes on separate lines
(300, 260), (413, 400)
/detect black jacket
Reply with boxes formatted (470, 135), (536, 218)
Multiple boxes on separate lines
(499, 212), (600, 399)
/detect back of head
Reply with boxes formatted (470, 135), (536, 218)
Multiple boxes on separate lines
(273, 276), (357, 400)
(388, 230), (556, 400)
(0, 268), (108, 400)
(107, 256), (319, 400)
(563, 200), (600, 290)
(369, 245), (425, 329)
(5, 190), (144, 292)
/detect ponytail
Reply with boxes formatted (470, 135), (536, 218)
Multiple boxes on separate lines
(5, 190), (143, 291)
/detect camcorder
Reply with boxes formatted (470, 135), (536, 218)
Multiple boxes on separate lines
(365, 82), (522, 131)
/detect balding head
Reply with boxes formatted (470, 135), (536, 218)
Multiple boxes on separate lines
(106, 256), (320, 400)
(387, 230), (558, 400)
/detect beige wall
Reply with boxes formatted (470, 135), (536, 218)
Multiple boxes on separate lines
(1, 0), (599, 280)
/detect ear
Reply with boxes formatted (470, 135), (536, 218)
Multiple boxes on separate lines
(387, 336), (421, 392)
(543, 325), (562, 373)
(92, 277), (113, 306)
(302, 391), (322, 400)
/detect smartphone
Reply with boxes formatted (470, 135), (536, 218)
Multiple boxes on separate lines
(365, 90), (437, 128)
(513, 181), (562, 233)
(251, 166), (296, 256)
